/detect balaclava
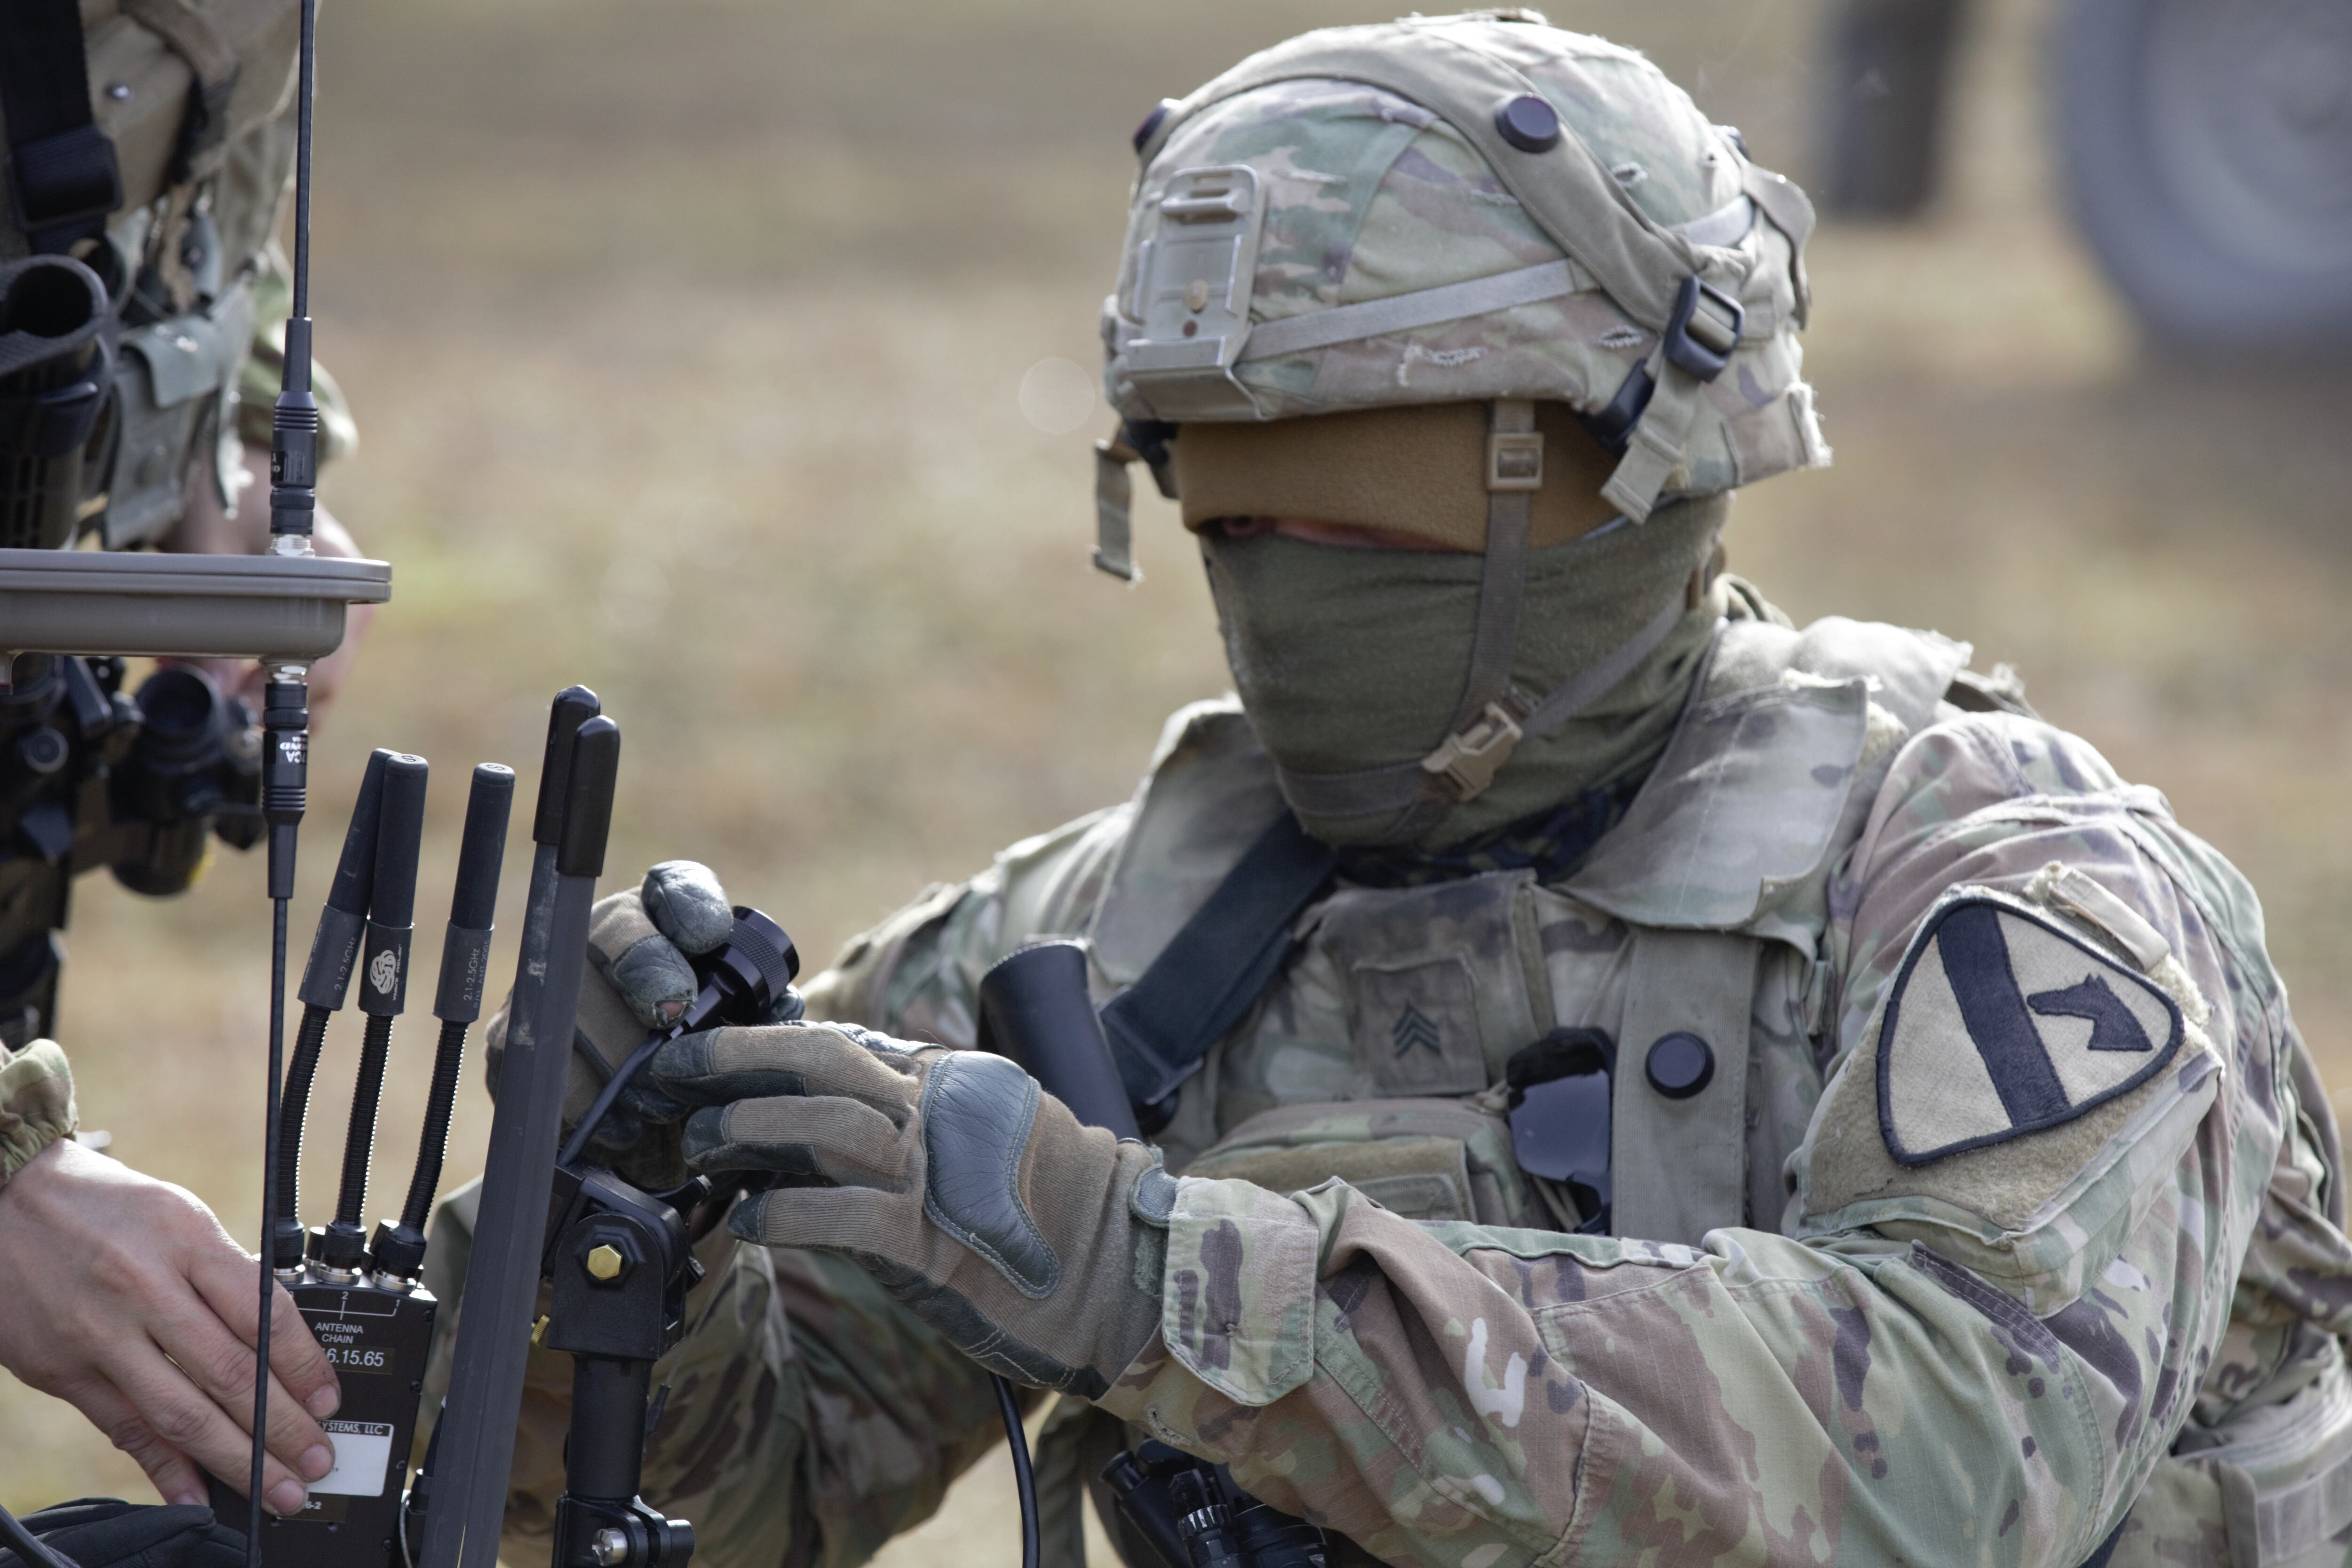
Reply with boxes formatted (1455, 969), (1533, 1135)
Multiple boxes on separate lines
(1201, 492), (1726, 848)
(1093, 13), (1827, 850)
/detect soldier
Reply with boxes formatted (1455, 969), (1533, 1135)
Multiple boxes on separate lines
(442, 12), (2352, 1567)
(0, 0), (366, 1524)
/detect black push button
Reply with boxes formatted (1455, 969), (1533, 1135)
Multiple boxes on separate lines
(1645, 1032), (1714, 1099)
(1494, 94), (1562, 153)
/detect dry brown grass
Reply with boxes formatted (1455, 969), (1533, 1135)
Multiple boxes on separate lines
(6, 0), (2349, 1560)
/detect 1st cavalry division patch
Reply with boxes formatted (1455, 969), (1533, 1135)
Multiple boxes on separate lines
(1878, 895), (2184, 1165)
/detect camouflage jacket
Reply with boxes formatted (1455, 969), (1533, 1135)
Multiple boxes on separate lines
(456, 600), (2350, 1568)
(0, 1040), (75, 1187)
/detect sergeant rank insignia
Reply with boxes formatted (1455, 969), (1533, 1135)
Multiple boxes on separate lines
(1878, 895), (2183, 1165)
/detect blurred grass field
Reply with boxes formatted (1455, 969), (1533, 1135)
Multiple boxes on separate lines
(7, 0), (2352, 1558)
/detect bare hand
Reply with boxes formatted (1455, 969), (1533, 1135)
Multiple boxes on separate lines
(0, 1140), (343, 1512)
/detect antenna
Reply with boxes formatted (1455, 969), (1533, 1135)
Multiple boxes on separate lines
(269, 0), (319, 561)
(248, 1), (319, 1557)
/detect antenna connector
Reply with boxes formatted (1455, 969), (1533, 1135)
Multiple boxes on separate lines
(270, 318), (320, 546)
(369, 1218), (428, 1282)
(262, 667), (310, 900)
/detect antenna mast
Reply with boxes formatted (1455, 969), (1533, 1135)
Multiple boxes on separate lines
(249, 1), (320, 1558)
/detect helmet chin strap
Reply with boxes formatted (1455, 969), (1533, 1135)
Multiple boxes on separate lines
(1271, 398), (1689, 845)
(1091, 419), (1178, 584)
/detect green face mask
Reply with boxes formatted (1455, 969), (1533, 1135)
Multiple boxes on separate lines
(1202, 494), (1730, 848)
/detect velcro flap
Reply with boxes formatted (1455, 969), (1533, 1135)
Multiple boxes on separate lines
(1162, 1176), (1320, 1406)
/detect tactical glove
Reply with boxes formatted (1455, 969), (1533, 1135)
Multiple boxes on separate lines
(644, 1022), (1170, 1397)
(485, 860), (802, 1188)
(0, 1499), (244, 1568)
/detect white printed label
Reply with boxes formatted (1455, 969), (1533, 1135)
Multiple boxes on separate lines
(311, 1420), (394, 1497)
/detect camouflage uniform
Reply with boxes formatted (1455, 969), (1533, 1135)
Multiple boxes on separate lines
(0, 1041), (76, 1187)
(431, 589), (2349, 1567)
(435, 15), (2352, 1567)
(830, 610), (2350, 1568)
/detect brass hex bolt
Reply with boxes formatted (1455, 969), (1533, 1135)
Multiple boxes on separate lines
(586, 1243), (626, 1281)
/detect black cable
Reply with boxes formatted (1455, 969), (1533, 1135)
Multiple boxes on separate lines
(332, 1011), (394, 1229)
(274, 1002), (331, 1238)
(993, 1375), (1040, 1568)
(556, 1029), (665, 1170)
(0, 1501), (81, 1568)
(397, 1016), (467, 1233)
(250, 898), (289, 1563)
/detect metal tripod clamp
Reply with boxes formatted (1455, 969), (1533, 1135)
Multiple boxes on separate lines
(532, 903), (799, 1568)
(544, 1169), (698, 1568)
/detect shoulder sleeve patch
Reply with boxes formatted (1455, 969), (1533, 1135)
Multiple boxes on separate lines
(1878, 897), (2183, 1166)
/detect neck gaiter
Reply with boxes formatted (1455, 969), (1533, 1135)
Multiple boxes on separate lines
(1203, 493), (1731, 849)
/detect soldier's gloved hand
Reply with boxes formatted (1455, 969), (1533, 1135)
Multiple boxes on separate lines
(485, 860), (803, 1188)
(644, 1022), (1170, 1397)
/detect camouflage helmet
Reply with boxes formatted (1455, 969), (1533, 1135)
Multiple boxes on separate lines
(1092, 9), (1828, 579)
(1089, 11), (1831, 836)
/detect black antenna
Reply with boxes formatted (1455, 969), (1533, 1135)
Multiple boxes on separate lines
(372, 763), (515, 1281)
(315, 753), (428, 1276)
(270, 0), (319, 553)
(250, 0), (319, 1556)
(417, 689), (600, 1568)
(274, 747), (392, 1271)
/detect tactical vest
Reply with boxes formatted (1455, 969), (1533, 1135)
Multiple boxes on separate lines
(1089, 612), (1964, 1242)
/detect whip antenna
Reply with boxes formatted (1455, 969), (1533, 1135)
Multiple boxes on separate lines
(250, 0), (320, 1558)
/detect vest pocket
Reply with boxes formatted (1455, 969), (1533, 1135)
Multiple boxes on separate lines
(1182, 1097), (1536, 1227)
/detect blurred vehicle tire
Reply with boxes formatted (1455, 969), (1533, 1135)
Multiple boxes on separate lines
(2056, 0), (2352, 355)
(1820, 0), (1969, 217)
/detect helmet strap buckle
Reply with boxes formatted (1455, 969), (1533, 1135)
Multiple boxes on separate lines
(1421, 699), (1527, 802)
(1486, 430), (1544, 492)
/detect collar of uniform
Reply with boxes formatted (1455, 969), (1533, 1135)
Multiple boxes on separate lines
(1089, 697), (1289, 989)
(1562, 616), (1970, 946)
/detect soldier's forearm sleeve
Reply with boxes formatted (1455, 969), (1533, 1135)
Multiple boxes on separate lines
(1100, 1158), (2218, 1568)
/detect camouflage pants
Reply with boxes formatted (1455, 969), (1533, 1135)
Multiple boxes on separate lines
(420, 1187), (1011, 1568)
